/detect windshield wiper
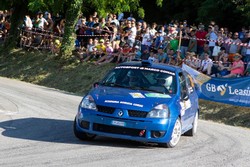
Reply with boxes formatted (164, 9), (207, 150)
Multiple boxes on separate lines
(101, 82), (129, 88)
(131, 86), (164, 94)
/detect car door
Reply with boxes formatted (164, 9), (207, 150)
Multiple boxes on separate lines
(179, 73), (193, 130)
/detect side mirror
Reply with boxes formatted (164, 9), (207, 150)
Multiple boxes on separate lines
(93, 82), (99, 88)
(181, 91), (189, 101)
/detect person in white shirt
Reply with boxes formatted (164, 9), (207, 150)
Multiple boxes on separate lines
(206, 25), (218, 57)
(198, 53), (213, 75)
(127, 19), (137, 47)
(24, 15), (33, 30)
(141, 27), (152, 52)
(38, 13), (48, 30)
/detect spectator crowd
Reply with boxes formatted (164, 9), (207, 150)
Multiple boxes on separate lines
(1, 10), (250, 77)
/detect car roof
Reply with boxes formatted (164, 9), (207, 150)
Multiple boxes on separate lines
(119, 61), (183, 74)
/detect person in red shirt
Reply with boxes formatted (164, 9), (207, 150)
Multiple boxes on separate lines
(195, 24), (207, 56)
(116, 43), (132, 63)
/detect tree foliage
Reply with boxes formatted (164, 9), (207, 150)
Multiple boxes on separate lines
(0, 0), (249, 57)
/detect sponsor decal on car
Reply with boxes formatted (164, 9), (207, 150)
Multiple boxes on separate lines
(129, 93), (145, 98)
(145, 93), (171, 98)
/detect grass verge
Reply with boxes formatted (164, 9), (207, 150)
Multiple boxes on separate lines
(0, 48), (249, 128)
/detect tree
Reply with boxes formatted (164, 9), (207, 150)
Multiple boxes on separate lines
(0, 0), (29, 50)
(59, 0), (160, 59)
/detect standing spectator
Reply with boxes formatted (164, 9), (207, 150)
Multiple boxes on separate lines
(244, 32), (250, 63)
(110, 14), (119, 27)
(195, 24), (207, 56)
(223, 31), (233, 53)
(149, 22), (157, 38)
(38, 12), (48, 30)
(238, 26), (247, 41)
(24, 15), (33, 30)
(76, 17), (86, 47)
(44, 12), (53, 31)
(154, 30), (164, 49)
(141, 21), (148, 33)
(121, 20), (131, 45)
(206, 25), (218, 57)
(127, 19), (137, 47)
(33, 13), (40, 29)
(141, 27), (152, 52)
(188, 29), (197, 53)
(228, 32), (242, 62)
(180, 25), (190, 59)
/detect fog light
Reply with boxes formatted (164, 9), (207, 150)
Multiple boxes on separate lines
(151, 131), (166, 138)
(80, 121), (90, 129)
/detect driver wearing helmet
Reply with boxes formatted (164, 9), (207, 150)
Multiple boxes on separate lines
(126, 71), (139, 87)
(156, 74), (173, 93)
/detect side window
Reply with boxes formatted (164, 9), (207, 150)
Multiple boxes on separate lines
(179, 73), (188, 100)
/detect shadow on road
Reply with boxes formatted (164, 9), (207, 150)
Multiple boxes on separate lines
(0, 117), (156, 149)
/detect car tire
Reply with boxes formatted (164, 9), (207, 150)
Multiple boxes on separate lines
(184, 111), (198, 136)
(74, 117), (96, 141)
(159, 118), (182, 148)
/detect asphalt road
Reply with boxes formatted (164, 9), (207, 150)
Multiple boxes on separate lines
(0, 77), (250, 167)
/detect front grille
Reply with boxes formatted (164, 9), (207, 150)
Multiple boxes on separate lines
(93, 123), (146, 137)
(97, 105), (115, 114)
(128, 110), (148, 118)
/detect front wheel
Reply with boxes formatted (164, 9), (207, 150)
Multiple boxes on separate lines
(159, 118), (182, 148)
(73, 117), (96, 141)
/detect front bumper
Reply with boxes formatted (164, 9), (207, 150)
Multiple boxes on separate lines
(75, 108), (176, 143)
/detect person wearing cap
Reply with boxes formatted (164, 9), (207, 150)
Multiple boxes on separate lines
(154, 29), (164, 49)
(129, 45), (142, 61)
(223, 53), (245, 78)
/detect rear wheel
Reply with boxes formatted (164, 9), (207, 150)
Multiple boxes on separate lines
(159, 118), (182, 148)
(74, 118), (96, 141)
(185, 111), (198, 136)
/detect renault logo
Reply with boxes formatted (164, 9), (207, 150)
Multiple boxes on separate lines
(118, 110), (124, 117)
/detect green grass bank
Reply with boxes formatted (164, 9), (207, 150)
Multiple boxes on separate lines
(0, 48), (249, 128)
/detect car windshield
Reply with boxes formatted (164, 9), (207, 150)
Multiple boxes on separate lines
(100, 66), (177, 94)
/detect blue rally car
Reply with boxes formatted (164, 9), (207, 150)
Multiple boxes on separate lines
(74, 61), (199, 148)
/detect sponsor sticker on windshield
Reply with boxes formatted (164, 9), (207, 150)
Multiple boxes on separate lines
(129, 93), (145, 98)
(145, 93), (171, 98)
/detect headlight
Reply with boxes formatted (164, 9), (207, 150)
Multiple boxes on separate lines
(147, 104), (169, 118)
(80, 95), (97, 110)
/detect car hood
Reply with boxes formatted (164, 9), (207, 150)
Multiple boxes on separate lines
(89, 86), (177, 111)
